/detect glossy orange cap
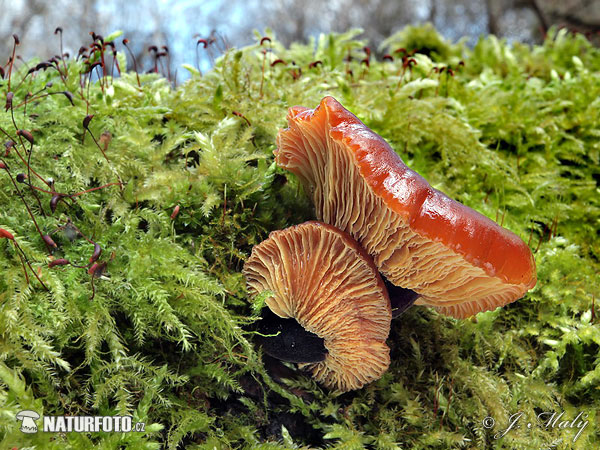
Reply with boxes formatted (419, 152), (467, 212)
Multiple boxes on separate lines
(275, 96), (536, 318)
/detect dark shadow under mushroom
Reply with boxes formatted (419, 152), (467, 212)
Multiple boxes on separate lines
(384, 279), (420, 318)
(255, 307), (327, 364)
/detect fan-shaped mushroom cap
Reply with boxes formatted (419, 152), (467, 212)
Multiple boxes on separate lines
(275, 97), (536, 319)
(243, 221), (391, 392)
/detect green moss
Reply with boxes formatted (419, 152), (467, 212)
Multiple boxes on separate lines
(1, 25), (599, 449)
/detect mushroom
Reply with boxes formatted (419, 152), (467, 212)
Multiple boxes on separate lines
(243, 221), (391, 392)
(275, 96), (536, 319)
(16, 410), (40, 433)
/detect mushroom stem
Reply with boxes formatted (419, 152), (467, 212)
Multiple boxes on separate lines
(254, 307), (327, 364)
(20, 417), (37, 432)
(384, 279), (420, 318)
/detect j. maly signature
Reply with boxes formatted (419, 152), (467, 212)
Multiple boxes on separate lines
(494, 411), (589, 443)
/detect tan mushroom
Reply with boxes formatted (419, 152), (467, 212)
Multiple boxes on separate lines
(275, 96), (536, 319)
(243, 221), (391, 392)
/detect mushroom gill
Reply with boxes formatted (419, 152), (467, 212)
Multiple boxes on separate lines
(275, 97), (537, 319)
(243, 221), (391, 392)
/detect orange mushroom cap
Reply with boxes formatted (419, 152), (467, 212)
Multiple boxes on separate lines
(275, 96), (536, 319)
(243, 221), (391, 392)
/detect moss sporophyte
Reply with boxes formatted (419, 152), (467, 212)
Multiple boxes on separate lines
(1, 25), (599, 449)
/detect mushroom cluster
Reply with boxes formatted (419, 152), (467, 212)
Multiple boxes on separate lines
(244, 96), (537, 392)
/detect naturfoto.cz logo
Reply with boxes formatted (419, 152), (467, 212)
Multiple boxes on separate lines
(16, 410), (145, 433)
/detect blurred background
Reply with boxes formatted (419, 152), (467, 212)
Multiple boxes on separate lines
(1, 0), (599, 82)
